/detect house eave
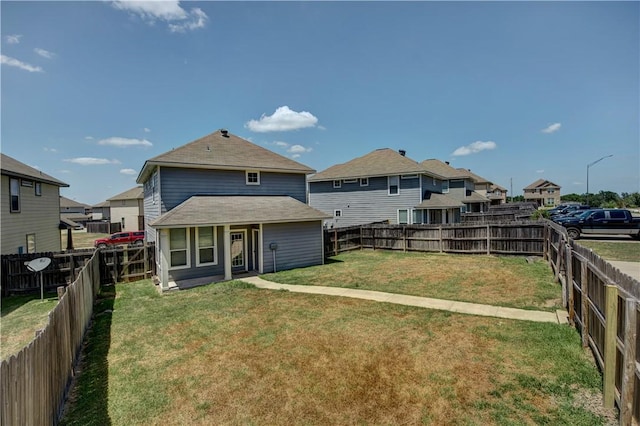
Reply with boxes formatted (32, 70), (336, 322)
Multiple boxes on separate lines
(150, 217), (329, 229)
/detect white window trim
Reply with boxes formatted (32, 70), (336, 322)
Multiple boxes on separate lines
(246, 170), (260, 185)
(169, 227), (191, 270)
(334, 209), (342, 218)
(397, 209), (410, 224)
(388, 175), (400, 196)
(35, 182), (42, 196)
(10, 178), (20, 213)
(333, 180), (342, 188)
(442, 180), (450, 194)
(196, 226), (217, 267)
(360, 178), (369, 187)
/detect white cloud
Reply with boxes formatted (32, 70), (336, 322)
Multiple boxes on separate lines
(143, 127), (151, 133)
(85, 136), (94, 140)
(58, 169), (71, 174)
(0, 55), (43, 72)
(274, 141), (289, 147)
(110, 1), (208, 32)
(451, 141), (497, 156)
(291, 154), (301, 159)
(5, 34), (22, 44)
(97, 137), (153, 147)
(541, 122), (561, 134)
(245, 106), (319, 132)
(64, 157), (121, 165)
(43, 147), (58, 153)
(536, 169), (545, 174)
(120, 168), (137, 175)
(34, 48), (55, 59)
(287, 144), (312, 154)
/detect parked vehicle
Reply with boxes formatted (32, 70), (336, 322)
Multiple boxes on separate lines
(552, 208), (601, 224)
(560, 209), (640, 240)
(94, 231), (145, 248)
(550, 205), (591, 218)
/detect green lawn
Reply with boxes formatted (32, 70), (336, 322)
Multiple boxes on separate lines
(59, 279), (613, 425)
(263, 250), (562, 311)
(1, 292), (59, 360)
(575, 240), (640, 262)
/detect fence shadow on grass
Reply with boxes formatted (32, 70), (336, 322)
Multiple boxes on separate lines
(59, 283), (115, 426)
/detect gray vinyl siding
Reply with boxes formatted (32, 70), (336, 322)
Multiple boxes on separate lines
(447, 179), (475, 203)
(309, 176), (421, 228)
(262, 221), (323, 273)
(421, 175), (443, 198)
(1, 175), (62, 254)
(160, 167), (307, 212)
(143, 169), (160, 243)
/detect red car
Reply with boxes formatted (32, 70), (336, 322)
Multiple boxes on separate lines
(94, 231), (145, 248)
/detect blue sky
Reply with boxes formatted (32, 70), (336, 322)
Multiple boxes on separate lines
(2, 1), (638, 205)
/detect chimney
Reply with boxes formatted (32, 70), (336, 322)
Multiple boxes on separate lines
(221, 129), (229, 137)
(399, 149), (406, 157)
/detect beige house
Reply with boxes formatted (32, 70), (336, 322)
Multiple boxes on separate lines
(457, 168), (508, 205)
(1, 153), (69, 254)
(523, 179), (561, 207)
(108, 186), (144, 231)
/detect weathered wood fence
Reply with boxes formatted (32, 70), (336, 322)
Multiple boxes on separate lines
(546, 220), (640, 424)
(0, 251), (101, 425)
(1, 245), (156, 296)
(86, 221), (121, 234)
(324, 222), (545, 257)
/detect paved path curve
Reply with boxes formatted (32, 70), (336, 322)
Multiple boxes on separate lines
(239, 276), (566, 324)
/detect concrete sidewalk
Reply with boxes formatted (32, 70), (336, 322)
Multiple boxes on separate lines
(239, 276), (565, 324)
(609, 261), (640, 281)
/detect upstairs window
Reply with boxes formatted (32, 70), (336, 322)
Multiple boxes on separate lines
(333, 180), (341, 189)
(442, 180), (449, 194)
(35, 182), (42, 196)
(246, 171), (260, 185)
(334, 209), (342, 218)
(10, 178), (20, 212)
(360, 178), (369, 187)
(388, 176), (399, 195)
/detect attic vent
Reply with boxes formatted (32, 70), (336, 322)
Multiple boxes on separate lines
(206, 145), (211, 151)
(399, 149), (406, 156)
(221, 129), (229, 137)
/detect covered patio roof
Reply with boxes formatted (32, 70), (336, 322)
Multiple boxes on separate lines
(415, 193), (464, 209)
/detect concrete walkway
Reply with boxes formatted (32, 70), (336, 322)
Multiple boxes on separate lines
(239, 276), (566, 324)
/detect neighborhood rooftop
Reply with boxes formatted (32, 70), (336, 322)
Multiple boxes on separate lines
(419, 159), (471, 180)
(1, 153), (69, 187)
(150, 195), (330, 228)
(137, 129), (315, 183)
(107, 186), (143, 201)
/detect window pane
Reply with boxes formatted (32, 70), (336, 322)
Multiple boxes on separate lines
(198, 227), (213, 247)
(399, 209), (408, 224)
(10, 178), (20, 211)
(170, 228), (187, 250)
(199, 248), (214, 264)
(412, 210), (421, 224)
(171, 250), (187, 267)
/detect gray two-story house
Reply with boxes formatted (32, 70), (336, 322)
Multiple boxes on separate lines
(309, 149), (470, 228)
(136, 129), (329, 290)
(1, 153), (69, 254)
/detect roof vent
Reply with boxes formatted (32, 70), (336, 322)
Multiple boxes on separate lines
(221, 129), (229, 137)
(206, 145), (211, 152)
(445, 161), (450, 165)
(399, 149), (406, 157)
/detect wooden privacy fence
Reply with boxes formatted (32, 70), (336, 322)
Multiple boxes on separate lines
(0, 251), (101, 425)
(86, 221), (121, 234)
(1, 244), (156, 296)
(325, 222), (545, 257)
(545, 220), (640, 425)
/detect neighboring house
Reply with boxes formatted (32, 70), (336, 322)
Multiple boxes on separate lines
(459, 168), (508, 206)
(136, 129), (330, 290)
(108, 186), (144, 231)
(523, 179), (561, 207)
(421, 160), (490, 213)
(308, 149), (478, 228)
(92, 200), (111, 221)
(60, 196), (92, 228)
(1, 153), (69, 254)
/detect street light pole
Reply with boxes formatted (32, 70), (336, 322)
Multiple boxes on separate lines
(586, 155), (613, 205)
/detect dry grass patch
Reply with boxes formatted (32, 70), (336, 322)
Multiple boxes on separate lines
(263, 250), (561, 310)
(61, 280), (606, 425)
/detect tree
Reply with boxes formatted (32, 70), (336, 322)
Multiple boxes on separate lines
(561, 193), (585, 203)
(622, 192), (640, 208)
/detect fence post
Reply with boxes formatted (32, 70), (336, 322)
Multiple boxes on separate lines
(621, 298), (637, 424)
(581, 260), (589, 348)
(438, 226), (443, 253)
(543, 223), (548, 261)
(372, 228), (375, 251)
(486, 224), (490, 255)
(554, 234), (563, 282)
(565, 244), (574, 323)
(403, 226), (407, 252)
(359, 226), (363, 250)
(333, 229), (338, 256)
(603, 284), (618, 408)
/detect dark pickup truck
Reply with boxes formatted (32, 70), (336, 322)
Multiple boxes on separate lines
(561, 209), (640, 240)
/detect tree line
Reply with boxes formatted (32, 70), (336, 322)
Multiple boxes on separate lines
(511, 191), (640, 208)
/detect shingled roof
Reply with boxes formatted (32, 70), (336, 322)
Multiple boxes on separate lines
(414, 192), (464, 209)
(309, 148), (429, 182)
(1, 153), (68, 187)
(420, 159), (470, 179)
(457, 168), (491, 185)
(150, 196), (330, 228)
(524, 179), (561, 190)
(108, 186), (143, 201)
(137, 130), (314, 183)
(60, 196), (90, 209)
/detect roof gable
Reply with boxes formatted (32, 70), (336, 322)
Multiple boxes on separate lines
(420, 159), (470, 179)
(524, 179), (561, 190)
(137, 130), (314, 183)
(309, 148), (426, 181)
(108, 186), (143, 201)
(1, 153), (69, 187)
(457, 168), (491, 184)
(60, 196), (90, 209)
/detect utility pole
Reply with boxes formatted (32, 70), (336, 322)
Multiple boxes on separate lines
(586, 155), (613, 205)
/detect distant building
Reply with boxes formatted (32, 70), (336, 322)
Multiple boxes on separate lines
(1, 153), (69, 254)
(60, 196), (92, 228)
(523, 179), (561, 207)
(107, 186), (144, 232)
(92, 200), (111, 221)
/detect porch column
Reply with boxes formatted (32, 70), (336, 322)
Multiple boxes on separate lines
(258, 223), (264, 273)
(223, 224), (232, 280)
(159, 229), (170, 290)
(441, 209), (446, 224)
